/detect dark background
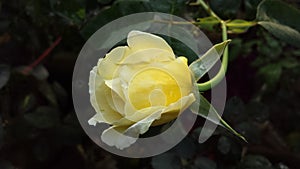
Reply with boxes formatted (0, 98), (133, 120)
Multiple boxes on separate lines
(0, 0), (300, 169)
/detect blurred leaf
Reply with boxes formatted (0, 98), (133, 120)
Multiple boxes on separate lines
(258, 22), (300, 48)
(244, 0), (262, 20)
(196, 16), (220, 31)
(18, 93), (37, 113)
(38, 81), (58, 107)
(189, 40), (231, 81)
(217, 136), (231, 154)
(257, 0), (300, 48)
(149, 0), (186, 15)
(81, 1), (152, 39)
(80, 7), (121, 39)
(7, 117), (37, 140)
(114, 0), (152, 15)
(0, 64), (10, 90)
(235, 122), (260, 143)
(224, 96), (247, 124)
(194, 157), (217, 169)
(98, 0), (113, 5)
(238, 155), (273, 169)
(63, 112), (81, 126)
(50, 0), (85, 25)
(151, 152), (181, 169)
(173, 137), (196, 159)
(279, 58), (299, 69)
(52, 81), (68, 108)
(245, 101), (269, 123)
(226, 19), (256, 34)
(258, 63), (282, 86)
(229, 38), (242, 61)
(256, 33), (282, 59)
(31, 65), (49, 80)
(165, 37), (198, 64)
(276, 163), (289, 169)
(24, 106), (60, 129)
(209, 0), (241, 19)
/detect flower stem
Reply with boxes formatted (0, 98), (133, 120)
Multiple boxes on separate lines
(196, 0), (229, 91)
(193, 0), (222, 21)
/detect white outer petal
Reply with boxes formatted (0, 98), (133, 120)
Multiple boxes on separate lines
(101, 126), (138, 150)
(127, 30), (174, 54)
(89, 59), (105, 124)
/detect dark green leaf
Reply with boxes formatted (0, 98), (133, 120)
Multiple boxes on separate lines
(194, 157), (217, 169)
(149, 0), (186, 15)
(245, 101), (269, 123)
(80, 7), (122, 39)
(226, 19), (256, 34)
(229, 38), (242, 61)
(52, 81), (68, 108)
(244, 0), (262, 20)
(31, 65), (49, 80)
(196, 16), (220, 31)
(279, 58), (299, 69)
(38, 82), (58, 107)
(50, 0), (86, 25)
(113, 0), (152, 16)
(235, 122), (260, 143)
(257, 0), (300, 48)
(258, 21), (300, 48)
(224, 96), (246, 124)
(238, 155), (273, 169)
(18, 94), (37, 113)
(81, 1), (152, 39)
(189, 40), (231, 81)
(217, 136), (231, 154)
(0, 64), (10, 90)
(209, 0), (241, 19)
(258, 63), (282, 86)
(173, 137), (196, 159)
(151, 152), (181, 169)
(98, 0), (113, 5)
(24, 106), (60, 129)
(165, 37), (198, 64)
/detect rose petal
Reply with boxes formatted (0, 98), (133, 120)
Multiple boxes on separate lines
(88, 113), (105, 126)
(89, 61), (123, 124)
(104, 78), (125, 100)
(127, 30), (174, 54)
(158, 57), (193, 97)
(152, 93), (196, 126)
(120, 48), (175, 65)
(101, 126), (138, 150)
(99, 46), (129, 79)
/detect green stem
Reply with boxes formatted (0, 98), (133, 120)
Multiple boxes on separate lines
(193, 0), (222, 21)
(196, 0), (229, 91)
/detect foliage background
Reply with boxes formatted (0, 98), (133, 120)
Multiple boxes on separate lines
(0, 0), (300, 169)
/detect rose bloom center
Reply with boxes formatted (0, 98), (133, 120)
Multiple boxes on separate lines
(128, 68), (181, 110)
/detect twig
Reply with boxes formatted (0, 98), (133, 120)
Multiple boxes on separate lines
(22, 36), (62, 75)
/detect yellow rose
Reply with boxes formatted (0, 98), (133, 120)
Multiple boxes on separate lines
(88, 30), (196, 149)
